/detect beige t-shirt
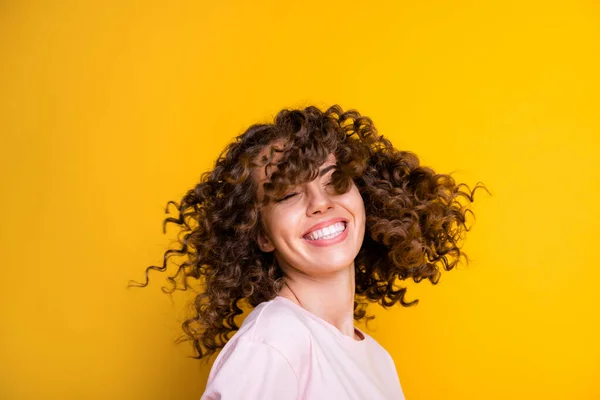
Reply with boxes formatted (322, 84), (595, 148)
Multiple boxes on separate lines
(201, 296), (406, 399)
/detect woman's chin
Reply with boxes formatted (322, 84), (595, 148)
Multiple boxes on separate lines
(307, 257), (357, 275)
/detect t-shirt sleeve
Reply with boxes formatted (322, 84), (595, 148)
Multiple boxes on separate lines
(200, 339), (298, 400)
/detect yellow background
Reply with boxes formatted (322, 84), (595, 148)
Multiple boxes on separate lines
(1, 1), (599, 399)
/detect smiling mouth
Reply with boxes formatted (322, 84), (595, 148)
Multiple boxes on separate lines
(303, 222), (347, 241)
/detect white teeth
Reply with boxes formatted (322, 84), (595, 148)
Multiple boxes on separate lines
(305, 222), (346, 241)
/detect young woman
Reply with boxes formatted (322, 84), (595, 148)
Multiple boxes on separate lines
(131, 105), (486, 399)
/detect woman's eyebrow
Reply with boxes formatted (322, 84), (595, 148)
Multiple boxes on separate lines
(319, 164), (336, 177)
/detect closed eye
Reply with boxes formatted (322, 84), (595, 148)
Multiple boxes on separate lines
(276, 192), (297, 202)
(323, 167), (335, 185)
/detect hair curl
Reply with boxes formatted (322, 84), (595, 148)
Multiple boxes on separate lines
(128, 104), (488, 361)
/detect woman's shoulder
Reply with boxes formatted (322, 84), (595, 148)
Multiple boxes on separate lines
(208, 297), (312, 379)
(235, 296), (312, 350)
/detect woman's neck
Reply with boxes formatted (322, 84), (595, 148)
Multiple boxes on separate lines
(277, 264), (358, 340)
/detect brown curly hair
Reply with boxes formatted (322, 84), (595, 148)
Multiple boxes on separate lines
(128, 104), (488, 361)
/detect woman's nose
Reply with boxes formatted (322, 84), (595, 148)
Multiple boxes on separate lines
(306, 183), (334, 215)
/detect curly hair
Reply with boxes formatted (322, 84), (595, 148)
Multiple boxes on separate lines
(128, 104), (488, 361)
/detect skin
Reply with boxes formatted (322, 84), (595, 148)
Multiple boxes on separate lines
(253, 145), (367, 341)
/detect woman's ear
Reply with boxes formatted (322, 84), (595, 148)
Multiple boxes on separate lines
(257, 228), (275, 253)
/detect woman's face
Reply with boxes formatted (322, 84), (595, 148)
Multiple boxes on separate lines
(253, 148), (366, 278)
